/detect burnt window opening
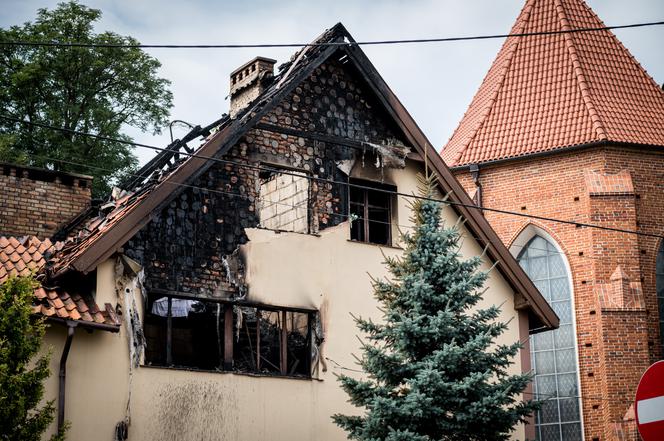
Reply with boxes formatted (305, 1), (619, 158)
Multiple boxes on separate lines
(234, 307), (311, 376)
(144, 294), (313, 378)
(257, 167), (309, 233)
(349, 179), (395, 246)
(144, 297), (225, 370)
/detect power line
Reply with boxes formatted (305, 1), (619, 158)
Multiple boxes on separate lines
(1, 20), (663, 49)
(3, 113), (662, 240)
(24, 151), (611, 265)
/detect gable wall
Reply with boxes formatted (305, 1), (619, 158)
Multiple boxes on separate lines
(36, 54), (535, 441)
(124, 55), (410, 298)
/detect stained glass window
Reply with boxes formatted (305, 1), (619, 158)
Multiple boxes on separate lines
(518, 235), (583, 441)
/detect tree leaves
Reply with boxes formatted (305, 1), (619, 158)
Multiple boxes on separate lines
(0, 276), (64, 441)
(0, 1), (173, 196)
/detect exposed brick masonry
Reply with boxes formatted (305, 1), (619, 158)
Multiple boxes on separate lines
(453, 146), (664, 441)
(0, 163), (91, 238)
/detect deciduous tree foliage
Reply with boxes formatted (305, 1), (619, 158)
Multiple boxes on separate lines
(0, 276), (65, 441)
(333, 176), (538, 441)
(0, 1), (173, 196)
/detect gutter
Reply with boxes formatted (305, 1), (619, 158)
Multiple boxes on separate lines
(469, 163), (482, 207)
(449, 140), (664, 171)
(46, 316), (121, 333)
(58, 323), (76, 433)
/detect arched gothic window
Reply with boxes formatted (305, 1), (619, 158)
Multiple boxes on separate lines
(517, 235), (583, 441)
(657, 242), (664, 357)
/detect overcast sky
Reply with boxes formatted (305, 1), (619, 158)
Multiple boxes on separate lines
(3, 0), (663, 165)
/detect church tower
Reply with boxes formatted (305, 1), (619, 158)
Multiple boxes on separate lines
(442, 0), (664, 439)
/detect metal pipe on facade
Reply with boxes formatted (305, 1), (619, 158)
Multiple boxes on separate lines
(58, 323), (76, 432)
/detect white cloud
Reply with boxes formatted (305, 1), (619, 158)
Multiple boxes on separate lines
(3, 0), (663, 165)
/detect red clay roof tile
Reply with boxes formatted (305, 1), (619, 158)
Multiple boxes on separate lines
(441, 0), (664, 166)
(0, 236), (119, 330)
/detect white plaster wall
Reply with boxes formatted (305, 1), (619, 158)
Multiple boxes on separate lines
(127, 159), (525, 441)
(41, 318), (129, 440)
(39, 160), (526, 441)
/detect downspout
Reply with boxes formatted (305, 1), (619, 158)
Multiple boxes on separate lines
(58, 322), (76, 432)
(469, 163), (482, 209)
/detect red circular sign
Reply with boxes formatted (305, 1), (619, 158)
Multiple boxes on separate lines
(635, 361), (664, 440)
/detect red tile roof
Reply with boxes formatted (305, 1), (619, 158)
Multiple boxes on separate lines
(0, 236), (53, 281)
(441, 0), (664, 167)
(48, 189), (154, 277)
(0, 236), (120, 329)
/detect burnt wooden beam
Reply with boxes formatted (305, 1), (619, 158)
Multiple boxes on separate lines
(166, 297), (172, 366)
(256, 313), (261, 371)
(280, 310), (288, 375)
(224, 305), (233, 370)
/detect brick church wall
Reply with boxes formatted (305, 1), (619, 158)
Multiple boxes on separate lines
(452, 145), (664, 441)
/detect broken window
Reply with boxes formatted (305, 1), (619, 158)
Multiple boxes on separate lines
(144, 296), (226, 370)
(144, 294), (312, 378)
(233, 306), (312, 376)
(349, 179), (394, 246)
(257, 168), (309, 233)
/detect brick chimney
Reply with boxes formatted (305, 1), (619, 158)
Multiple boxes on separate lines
(229, 56), (276, 118)
(0, 163), (92, 238)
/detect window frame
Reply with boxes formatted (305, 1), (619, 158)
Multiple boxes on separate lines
(348, 178), (395, 246)
(143, 291), (314, 378)
(516, 234), (583, 441)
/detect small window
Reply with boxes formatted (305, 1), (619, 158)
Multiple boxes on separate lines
(349, 180), (394, 245)
(144, 294), (312, 378)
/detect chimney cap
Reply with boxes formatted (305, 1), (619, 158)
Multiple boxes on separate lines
(0, 161), (93, 182)
(230, 56), (277, 77)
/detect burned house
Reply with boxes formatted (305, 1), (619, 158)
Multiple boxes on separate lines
(1, 24), (557, 441)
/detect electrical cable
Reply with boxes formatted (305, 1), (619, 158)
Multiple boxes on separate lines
(24, 151), (610, 264)
(4, 114), (662, 240)
(324, 356), (635, 404)
(1, 20), (663, 49)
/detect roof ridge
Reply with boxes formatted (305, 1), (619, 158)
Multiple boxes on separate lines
(577, 0), (664, 101)
(554, 0), (607, 141)
(445, 0), (535, 165)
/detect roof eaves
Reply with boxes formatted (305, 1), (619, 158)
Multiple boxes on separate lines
(450, 139), (664, 170)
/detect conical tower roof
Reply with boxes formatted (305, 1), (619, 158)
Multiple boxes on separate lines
(441, 0), (664, 167)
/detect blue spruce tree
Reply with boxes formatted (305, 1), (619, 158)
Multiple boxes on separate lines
(333, 176), (538, 441)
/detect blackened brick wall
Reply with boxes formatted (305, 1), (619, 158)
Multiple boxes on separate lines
(126, 55), (411, 297)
